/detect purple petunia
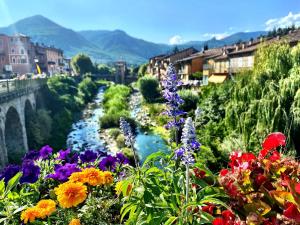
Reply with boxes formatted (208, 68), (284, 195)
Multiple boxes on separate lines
(79, 150), (98, 163)
(99, 153), (129, 171)
(23, 150), (40, 161)
(47, 163), (80, 182)
(0, 164), (20, 184)
(56, 148), (71, 161)
(39, 145), (53, 160)
(20, 160), (41, 184)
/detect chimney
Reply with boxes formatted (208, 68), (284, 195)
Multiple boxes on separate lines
(276, 35), (280, 40)
(242, 43), (245, 49)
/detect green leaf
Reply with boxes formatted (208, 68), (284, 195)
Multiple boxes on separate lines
(0, 179), (5, 196)
(143, 151), (165, 166)
(4, 172), (22, 197)
(164, 216), (177, 225)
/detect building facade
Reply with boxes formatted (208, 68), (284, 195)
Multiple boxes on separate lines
(0, 33), (66, 77)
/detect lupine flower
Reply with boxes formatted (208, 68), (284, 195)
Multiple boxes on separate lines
(175, 117), (200, 165)
(47, 163), (80, 182)
(79, 150), (98, 163)
(20, 160), (40, 184)
(120, 117), (135, 147)
(120, 117), (139, 167)
(0, 164), (20, 184)
(162, 64), (185, 131)
(23, 150), (40, 161)
(39, 145), (53, 159)
(56, 148), (71, 161)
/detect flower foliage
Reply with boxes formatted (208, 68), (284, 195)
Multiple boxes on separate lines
(218, 132), (300, 224)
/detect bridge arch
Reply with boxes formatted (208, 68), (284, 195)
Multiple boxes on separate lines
(5, 106), (26, 164)
(0, 128), (6, 168)
(24, 99), (35, 150)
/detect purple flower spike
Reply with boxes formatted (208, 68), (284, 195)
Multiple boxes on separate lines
(175, 117), (201, 165)
(20, 160), (40, 184)
(39, 145), (53, 160)
(79, 150), (98, 163)
(162, 64), (185, 132)
(120, 117), (135, 147)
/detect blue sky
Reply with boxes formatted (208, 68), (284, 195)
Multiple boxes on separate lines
(1, 0), (300, 44)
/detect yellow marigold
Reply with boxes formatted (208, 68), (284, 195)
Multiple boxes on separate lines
(35, 199), (56, 218)
(21, 207), (40, 224)
(69, 218), (81, 225)
(81, 168), (104, 186)
(54, 182), (87, 208)
(103, 171), (113, 185)
(115, 180), (132, 196)
(69, 171), (86, 183)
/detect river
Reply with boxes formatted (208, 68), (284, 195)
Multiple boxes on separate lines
(66, 86), (168, 161)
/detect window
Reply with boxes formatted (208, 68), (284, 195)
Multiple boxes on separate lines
(20, 48), (25, 54)
(12, 57), (16, 64)
(11, 48), (15, 54)
(21, 56), (27, 64)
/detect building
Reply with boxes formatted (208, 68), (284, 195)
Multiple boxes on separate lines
(176, 48), (223, 83)
(0, 34), (10, 77)
(7, 34), (33, 75)
(0, 33), (66, 77)
(45, 46), (64, 75)
(147, 47), (198, 81)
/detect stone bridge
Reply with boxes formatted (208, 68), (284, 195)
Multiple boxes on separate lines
(0, 79), (47, 167)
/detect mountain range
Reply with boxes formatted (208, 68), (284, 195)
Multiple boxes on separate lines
(0, 15), (267, 64)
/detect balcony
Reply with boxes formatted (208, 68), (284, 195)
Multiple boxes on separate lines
(203, 64), (213, 70)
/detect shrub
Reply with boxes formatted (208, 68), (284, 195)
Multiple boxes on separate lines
(108, 128), (121, 139)
(116, 134), (126, 148)
(178, 89), (199, 112)
(138, 76), (161, 103)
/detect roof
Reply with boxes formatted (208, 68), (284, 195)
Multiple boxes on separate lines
(161, 47), (198, 60)
(175, 47), (224, 63)
(149, 54), (166, 60)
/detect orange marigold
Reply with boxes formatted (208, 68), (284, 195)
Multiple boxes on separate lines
(69, 171), (86, 183)
(69, 218), (81, 225)
(103, 171), (113, 184)
(54, 182), (87, 208)
(21, 207), (40, 224)
(82, 168), (104, 186)
(35, 199), (56, 218)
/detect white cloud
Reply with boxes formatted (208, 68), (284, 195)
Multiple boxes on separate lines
(201, 32), (231, 40)
(169, 35), (185, 45)
(265, 11), (300, 30)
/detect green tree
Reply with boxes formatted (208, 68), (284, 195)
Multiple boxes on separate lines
(138, 76), (161, 103)
(71, 53), (95, 75)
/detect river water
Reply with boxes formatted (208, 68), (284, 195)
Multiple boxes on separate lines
(66, 86), (168, 161)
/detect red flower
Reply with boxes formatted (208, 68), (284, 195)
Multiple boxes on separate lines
(212, 218), (225, 225)
(241, 153), (256, 162)
(193, 168), (206, 179)
(255, 174), (267, 187)
(261, 132), (286, 152)
(269, 150), (281, 161)
(222, 210), (235, 221)
(201, 203), (215, 215)
(295, 183), (300, 195)
(283, 202), (300, 222)
(220, 169), (229, 176)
